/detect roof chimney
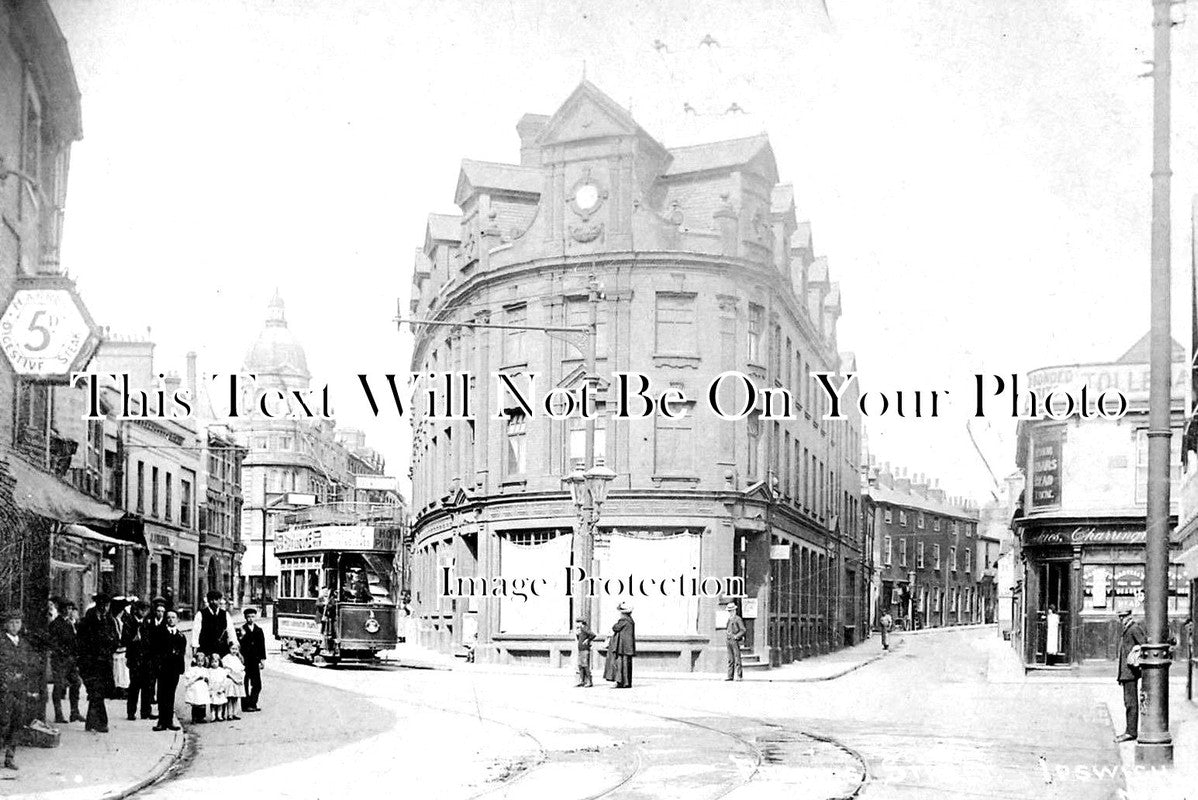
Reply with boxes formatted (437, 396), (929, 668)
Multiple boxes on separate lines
(517, 113), (549, 167)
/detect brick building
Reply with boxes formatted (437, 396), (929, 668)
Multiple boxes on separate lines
(407, 81), (866, 672)
(0, 1), (140, 618)
(867, 464), (983, 630)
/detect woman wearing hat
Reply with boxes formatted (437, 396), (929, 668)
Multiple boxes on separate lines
(604, 602), (636, 688)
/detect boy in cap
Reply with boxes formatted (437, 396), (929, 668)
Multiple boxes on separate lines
(573, 618), (597, 687)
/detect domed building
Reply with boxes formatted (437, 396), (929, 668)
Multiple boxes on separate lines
(233, 294), (372, 608)
(243, 291), (311, 393)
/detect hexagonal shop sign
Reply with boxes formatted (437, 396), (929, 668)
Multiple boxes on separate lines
(0, 281), (100, 381)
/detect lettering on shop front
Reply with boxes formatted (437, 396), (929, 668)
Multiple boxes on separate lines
(1025, 527), (1144, 546)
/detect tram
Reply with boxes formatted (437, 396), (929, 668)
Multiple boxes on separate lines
(273, 525), (402, 664)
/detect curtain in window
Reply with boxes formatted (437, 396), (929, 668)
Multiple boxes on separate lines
(498, 532), (572, 634)
(596, 530), (701, 635)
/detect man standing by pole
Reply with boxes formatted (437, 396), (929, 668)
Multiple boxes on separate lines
(725, 602), (746, 681)
(1138, 0), (1175, 766)
(1116, 607), (1148, 742)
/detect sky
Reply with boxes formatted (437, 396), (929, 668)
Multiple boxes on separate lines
(47, 0), (1198, 504)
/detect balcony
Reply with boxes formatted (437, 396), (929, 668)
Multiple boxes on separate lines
(283, 501), (406, 528)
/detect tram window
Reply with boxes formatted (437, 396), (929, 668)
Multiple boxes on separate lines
(307, 570), (319, 598)
(280, 570), (292, 598)
(292, 571), (305, 598)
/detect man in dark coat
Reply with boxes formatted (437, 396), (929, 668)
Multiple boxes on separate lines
(78, 594), (118, 733)
(0, 609), (38, 770)
(152, 610), (186, 731)
(48, 599), (83, 723)
(145, 597), (167, 712)
(123, 601), (154, 720)
(725, 602), (746, 681)
(192, 591), (235, 658)
(238, 608), (266, 712)
(1114, 607), (1147, 742)
(604, 603), (636, 688)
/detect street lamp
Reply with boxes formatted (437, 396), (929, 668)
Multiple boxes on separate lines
(257, 491), (316, 617)
(565, 463), (617, 627)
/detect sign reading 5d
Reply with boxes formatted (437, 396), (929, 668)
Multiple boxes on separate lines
(0, 282), (100, 381)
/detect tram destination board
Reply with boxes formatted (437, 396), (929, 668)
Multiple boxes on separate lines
(276, 526), (397, 553)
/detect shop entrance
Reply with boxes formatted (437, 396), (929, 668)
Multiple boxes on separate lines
(1032, 560), (1072, 665)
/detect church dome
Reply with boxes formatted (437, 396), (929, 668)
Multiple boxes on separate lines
(243, 292), (311, 387)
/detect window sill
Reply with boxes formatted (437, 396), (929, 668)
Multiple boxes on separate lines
(650, 474), (700, 485)
(652, 354), (701, 369)
(500, 477), (528, 489)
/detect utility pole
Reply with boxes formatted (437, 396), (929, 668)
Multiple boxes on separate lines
(1138, 0), (1176, 767)
(578, 276), (600, 628)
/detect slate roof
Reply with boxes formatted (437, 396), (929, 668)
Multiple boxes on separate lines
(459, 159), (542, 196)
(664, 133), (775, 178)
(426, 213), (462, 242)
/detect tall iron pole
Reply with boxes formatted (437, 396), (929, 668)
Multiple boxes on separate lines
(1137, 0), (1175, 766)
(578, 276), (600, 628)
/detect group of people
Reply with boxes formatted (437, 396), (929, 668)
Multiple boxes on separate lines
(571, 601), (750, 689)
(0, 589), (268, 771)
(184, 591), (266, 724)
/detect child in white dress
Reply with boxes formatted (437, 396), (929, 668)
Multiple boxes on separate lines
(184, 653), (210, 724)
(222, 646), (246, 721)
(208, 653), (229, 721)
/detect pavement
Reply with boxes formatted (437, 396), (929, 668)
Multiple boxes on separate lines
(0, 704), (185, 800)
(380, 629), (898, 682)
(1096, 672), (1198, 800)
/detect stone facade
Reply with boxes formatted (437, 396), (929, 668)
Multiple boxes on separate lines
(408, 81), (867, 672)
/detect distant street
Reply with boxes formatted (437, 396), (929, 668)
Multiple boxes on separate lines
(135, 628), (1126, 799)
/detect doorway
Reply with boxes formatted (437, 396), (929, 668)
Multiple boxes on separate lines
(1033, 560), (1072, 665)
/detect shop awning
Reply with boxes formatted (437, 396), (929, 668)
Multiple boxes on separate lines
(4, 453), (146, 548)
(59, 523), (135, 547)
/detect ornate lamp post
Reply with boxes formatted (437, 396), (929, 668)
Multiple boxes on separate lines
(565, 463), (617, 628)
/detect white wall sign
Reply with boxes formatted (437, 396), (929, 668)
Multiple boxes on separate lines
(0, 287), (98, 379)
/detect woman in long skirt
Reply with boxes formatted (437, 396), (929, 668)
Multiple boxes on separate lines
(604, 602), (636, 688)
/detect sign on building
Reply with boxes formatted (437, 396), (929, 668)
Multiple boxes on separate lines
(0, 282), (100, 381)
(1030, 427), (1063, 509)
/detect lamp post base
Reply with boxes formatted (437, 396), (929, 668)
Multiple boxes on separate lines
(1134, 740), (1174, 767)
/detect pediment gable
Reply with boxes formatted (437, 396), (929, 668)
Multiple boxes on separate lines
(538, 81), (669, 162)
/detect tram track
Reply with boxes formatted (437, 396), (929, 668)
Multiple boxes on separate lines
(254, 660), (866, 800)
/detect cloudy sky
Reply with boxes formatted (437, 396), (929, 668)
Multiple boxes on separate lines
(48, 0), (1198, 502)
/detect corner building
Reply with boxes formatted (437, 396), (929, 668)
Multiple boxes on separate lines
(408, 82), (866, 672)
